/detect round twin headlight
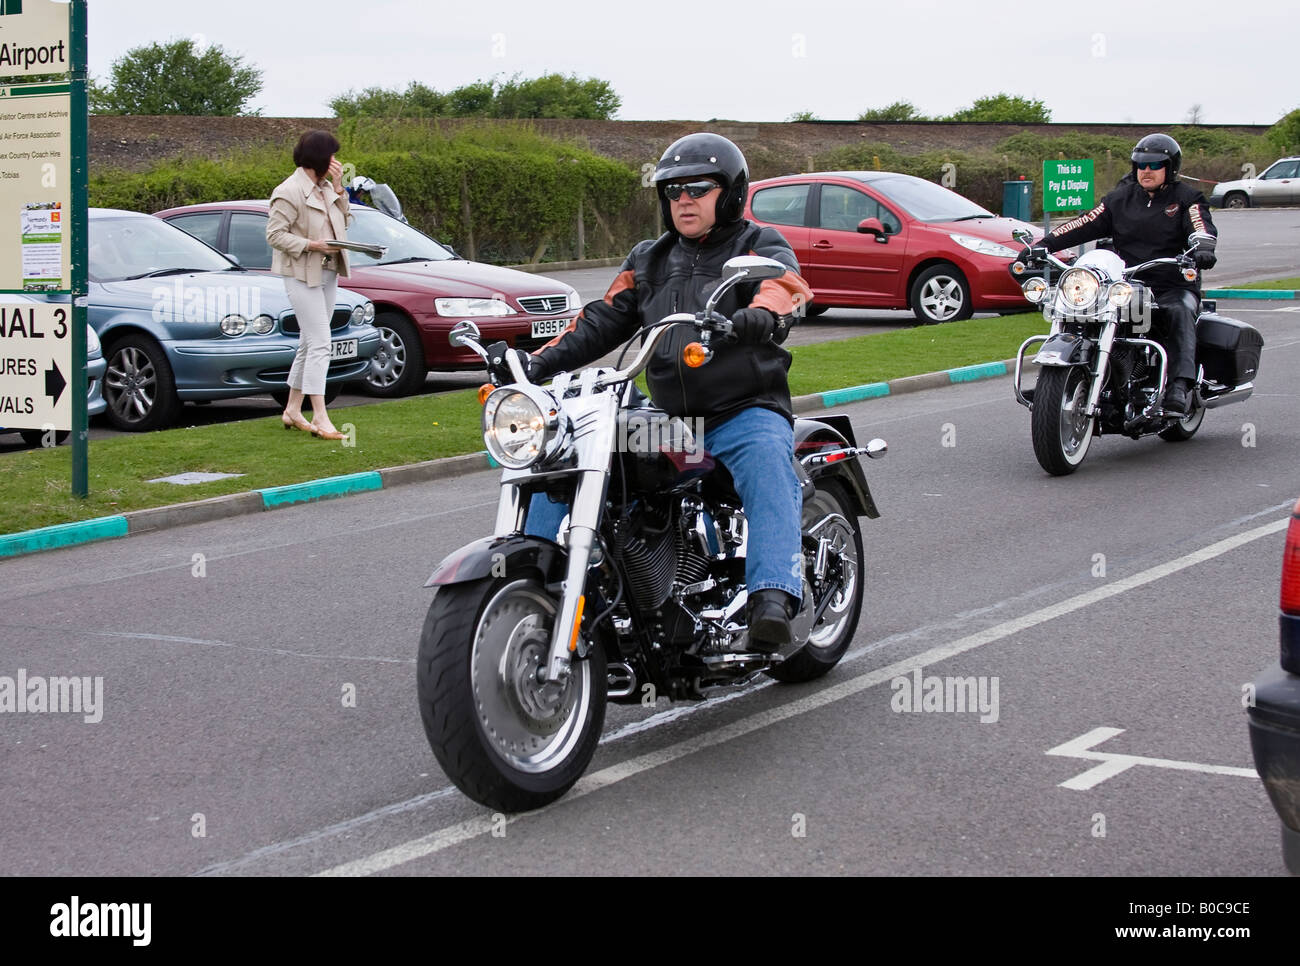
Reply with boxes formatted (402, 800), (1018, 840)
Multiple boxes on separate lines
(483, 386), (563, 470)
(249, 314), (275, 334)
(220, 314), (247, 337)
(1057, 268), (1101, 309)
(1106, 282), (1134, 308)
(1021, 277), (1048, 304)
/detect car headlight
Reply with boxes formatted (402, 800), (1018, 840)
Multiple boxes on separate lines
(85, 324), (100, 355)
(435, 297), (511, 317)
(249, 314), (275, 334)
(1107, 282), (1134, 308)
(949, 233), (1017, 258)
(483, 385), (565, 470)
(363, 301), (375, 323)
(350, 304), (366, 326)
(1021, 277), (1048, 303)
(1057, 268), (1101, 309)
(220, 314), (248, 336)
(567, 288), (583, 311)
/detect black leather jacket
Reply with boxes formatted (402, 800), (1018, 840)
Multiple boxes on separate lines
(534, 218), (813, 429)
(1041, 175), (1217, 290)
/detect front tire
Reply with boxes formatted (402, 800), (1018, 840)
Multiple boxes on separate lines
(1158, 396), (1205, 441)
(102, 334), (180, 432)
(364, 311), (426, 397)
(1223, 192), (1249, 210)
(417, 576), (607, 812)
(767, 480), (865, 683)
(910, 264), (972, 324)
(1031, 366), (1095, 475)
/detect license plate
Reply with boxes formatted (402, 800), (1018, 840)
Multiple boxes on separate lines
(331, 339), (358, 360)
(531, 318), (568, 339)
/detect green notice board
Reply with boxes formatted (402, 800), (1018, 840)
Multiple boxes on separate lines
(1042, 159), (1095, 213)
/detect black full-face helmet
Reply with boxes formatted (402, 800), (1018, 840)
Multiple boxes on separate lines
(651, 132), (749, 233)
(1131, 133), (1182, 182)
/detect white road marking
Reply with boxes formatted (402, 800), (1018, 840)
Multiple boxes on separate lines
(1046, 727), (1258, 790)
(314, 514), (1290, 877)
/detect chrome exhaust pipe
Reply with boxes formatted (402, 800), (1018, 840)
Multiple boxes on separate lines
(1200, 382), (1253, 410)
(607, 662), (636, 699)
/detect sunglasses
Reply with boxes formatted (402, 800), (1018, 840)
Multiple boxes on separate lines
(663, 180), (719, 201)
(1135, 161), (1165, 171)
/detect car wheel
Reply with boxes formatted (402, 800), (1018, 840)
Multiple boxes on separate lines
(1223, 192), (1249, 210)
(909, 264), (972, 324)
(363, 311), (426, 397)
(271, 384), (341, 409)
(103, 334), (180, 432)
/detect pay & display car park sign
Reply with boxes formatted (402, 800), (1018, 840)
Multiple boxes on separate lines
(1043, 159), (1095, 213)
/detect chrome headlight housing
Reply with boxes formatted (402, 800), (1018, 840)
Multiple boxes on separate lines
(1057, 268), (1101, 310)
(249, 314), (275, 335)
(483, 385), (567, 470)
(436, 297), (511, 317)
(1106, 281), (1134, 308)
(220, 314), (248, 337)
(1021, 277), (1048, 303)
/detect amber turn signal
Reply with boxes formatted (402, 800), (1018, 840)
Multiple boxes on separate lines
(683, 342), (710, 368)
(478, 383), (494, 405)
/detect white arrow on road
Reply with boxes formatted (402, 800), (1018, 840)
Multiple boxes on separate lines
(1046, 727), (1258, 791)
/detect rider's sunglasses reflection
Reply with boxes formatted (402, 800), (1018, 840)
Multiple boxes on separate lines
(663, 180), (720, 201)
(1135, 161), (1166, 171)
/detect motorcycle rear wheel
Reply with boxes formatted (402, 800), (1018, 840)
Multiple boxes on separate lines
(1031, 366), (1094, 476)
(1158, 397), (1205, 442)
(766, 480), (865, 683)
(417, 576), (607, 812)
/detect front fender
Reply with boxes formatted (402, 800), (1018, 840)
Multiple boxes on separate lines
(425, 534), (567, 588)
(1035, 332), (1095, 367)
(794, 415), (881, 520)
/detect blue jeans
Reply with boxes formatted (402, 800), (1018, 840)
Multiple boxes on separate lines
(526, 406), (803, 599)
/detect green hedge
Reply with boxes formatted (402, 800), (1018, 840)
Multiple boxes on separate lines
(91, 120), (645, 264)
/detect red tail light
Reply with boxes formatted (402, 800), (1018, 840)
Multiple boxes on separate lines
(1282, 498), (1300, 615)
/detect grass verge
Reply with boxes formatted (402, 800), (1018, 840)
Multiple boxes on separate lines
(1, 311), (1045, 536)
(1230, 277), (1300, 290)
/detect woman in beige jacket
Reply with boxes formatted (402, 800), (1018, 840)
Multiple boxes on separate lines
(266, 129), (352, 440)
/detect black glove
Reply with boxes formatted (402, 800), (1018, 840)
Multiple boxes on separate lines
(485, 342), (548, 385)
(1193, 250), (1217, 270)
(1016, 245), (1048, 264)
(730, 307), (778, 345)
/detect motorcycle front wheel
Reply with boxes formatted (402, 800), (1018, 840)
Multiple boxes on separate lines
(417, 576), (607, 812)
(1031, 366), (1095, 476)
(766, 480), (865, 683)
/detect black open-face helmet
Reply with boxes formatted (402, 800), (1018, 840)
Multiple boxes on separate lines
(1131, 133), (1182, 182)
(651, 132), (749, 233)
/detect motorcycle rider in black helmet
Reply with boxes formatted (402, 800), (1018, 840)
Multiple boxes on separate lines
(1020, 133), (1218, 415)
(488, 132), (815, 652)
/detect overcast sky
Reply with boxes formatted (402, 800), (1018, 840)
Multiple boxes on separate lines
(87, 0), (1293, 126)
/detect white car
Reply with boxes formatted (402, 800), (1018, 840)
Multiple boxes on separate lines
(1208, 157), (1300, 208)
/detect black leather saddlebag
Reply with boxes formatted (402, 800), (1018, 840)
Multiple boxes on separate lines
(1196, 314), (1263, 386)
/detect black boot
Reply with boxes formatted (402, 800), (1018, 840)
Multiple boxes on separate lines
(747, 589), (798, 654)
(1163, 378), (1193, 416)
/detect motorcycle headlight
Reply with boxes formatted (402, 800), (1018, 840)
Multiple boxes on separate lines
(483, 386), (563, 470)
(249, 314), (275, 334)
(1021, 277), (1048, 304)
(949, 233), (1017, 258)
(85, 324), (100, 355)
(220, 314), (248, 337)
(1057, 268), (1101, 309)
(435, 297), (511, 317)
(1107, 282), (1134, 308)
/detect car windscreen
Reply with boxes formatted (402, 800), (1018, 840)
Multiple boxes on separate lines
(346, 208), (456, 267)
(91, 216), (236, 282)
(868, 176), (993, 222)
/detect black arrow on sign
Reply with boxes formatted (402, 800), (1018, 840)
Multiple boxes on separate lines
(45, 360), (66, 406)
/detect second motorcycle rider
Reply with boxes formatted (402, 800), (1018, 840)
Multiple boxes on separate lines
(491, 133), (814, 652)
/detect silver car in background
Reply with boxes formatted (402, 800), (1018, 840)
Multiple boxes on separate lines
(1208, 157), (1300, 208)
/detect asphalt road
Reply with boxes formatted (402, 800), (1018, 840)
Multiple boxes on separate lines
(2, 208), (1290, 452)
(1, 297), (1296, 876)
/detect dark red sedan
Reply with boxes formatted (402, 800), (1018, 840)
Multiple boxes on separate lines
(745, 171), (1048, 324)
(155, 201), (580, 396)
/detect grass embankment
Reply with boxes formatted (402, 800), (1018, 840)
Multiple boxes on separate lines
(1, 312), (1045, 535)
(1231, 277), (1300, 290)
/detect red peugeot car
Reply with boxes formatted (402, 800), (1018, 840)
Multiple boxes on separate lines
(745, 171), (1049, 324)
(155, 201), (580, 396)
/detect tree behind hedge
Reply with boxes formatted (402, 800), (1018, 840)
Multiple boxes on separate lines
(331, 73), (620, 119)
(90, 39), (262, 115)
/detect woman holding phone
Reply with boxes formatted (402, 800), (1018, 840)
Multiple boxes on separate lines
(266, 129), (352, 440)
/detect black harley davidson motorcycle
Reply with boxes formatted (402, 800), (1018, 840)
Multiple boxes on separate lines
(1010, 229), (1262, 476)
(415, 256), (886, 812)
